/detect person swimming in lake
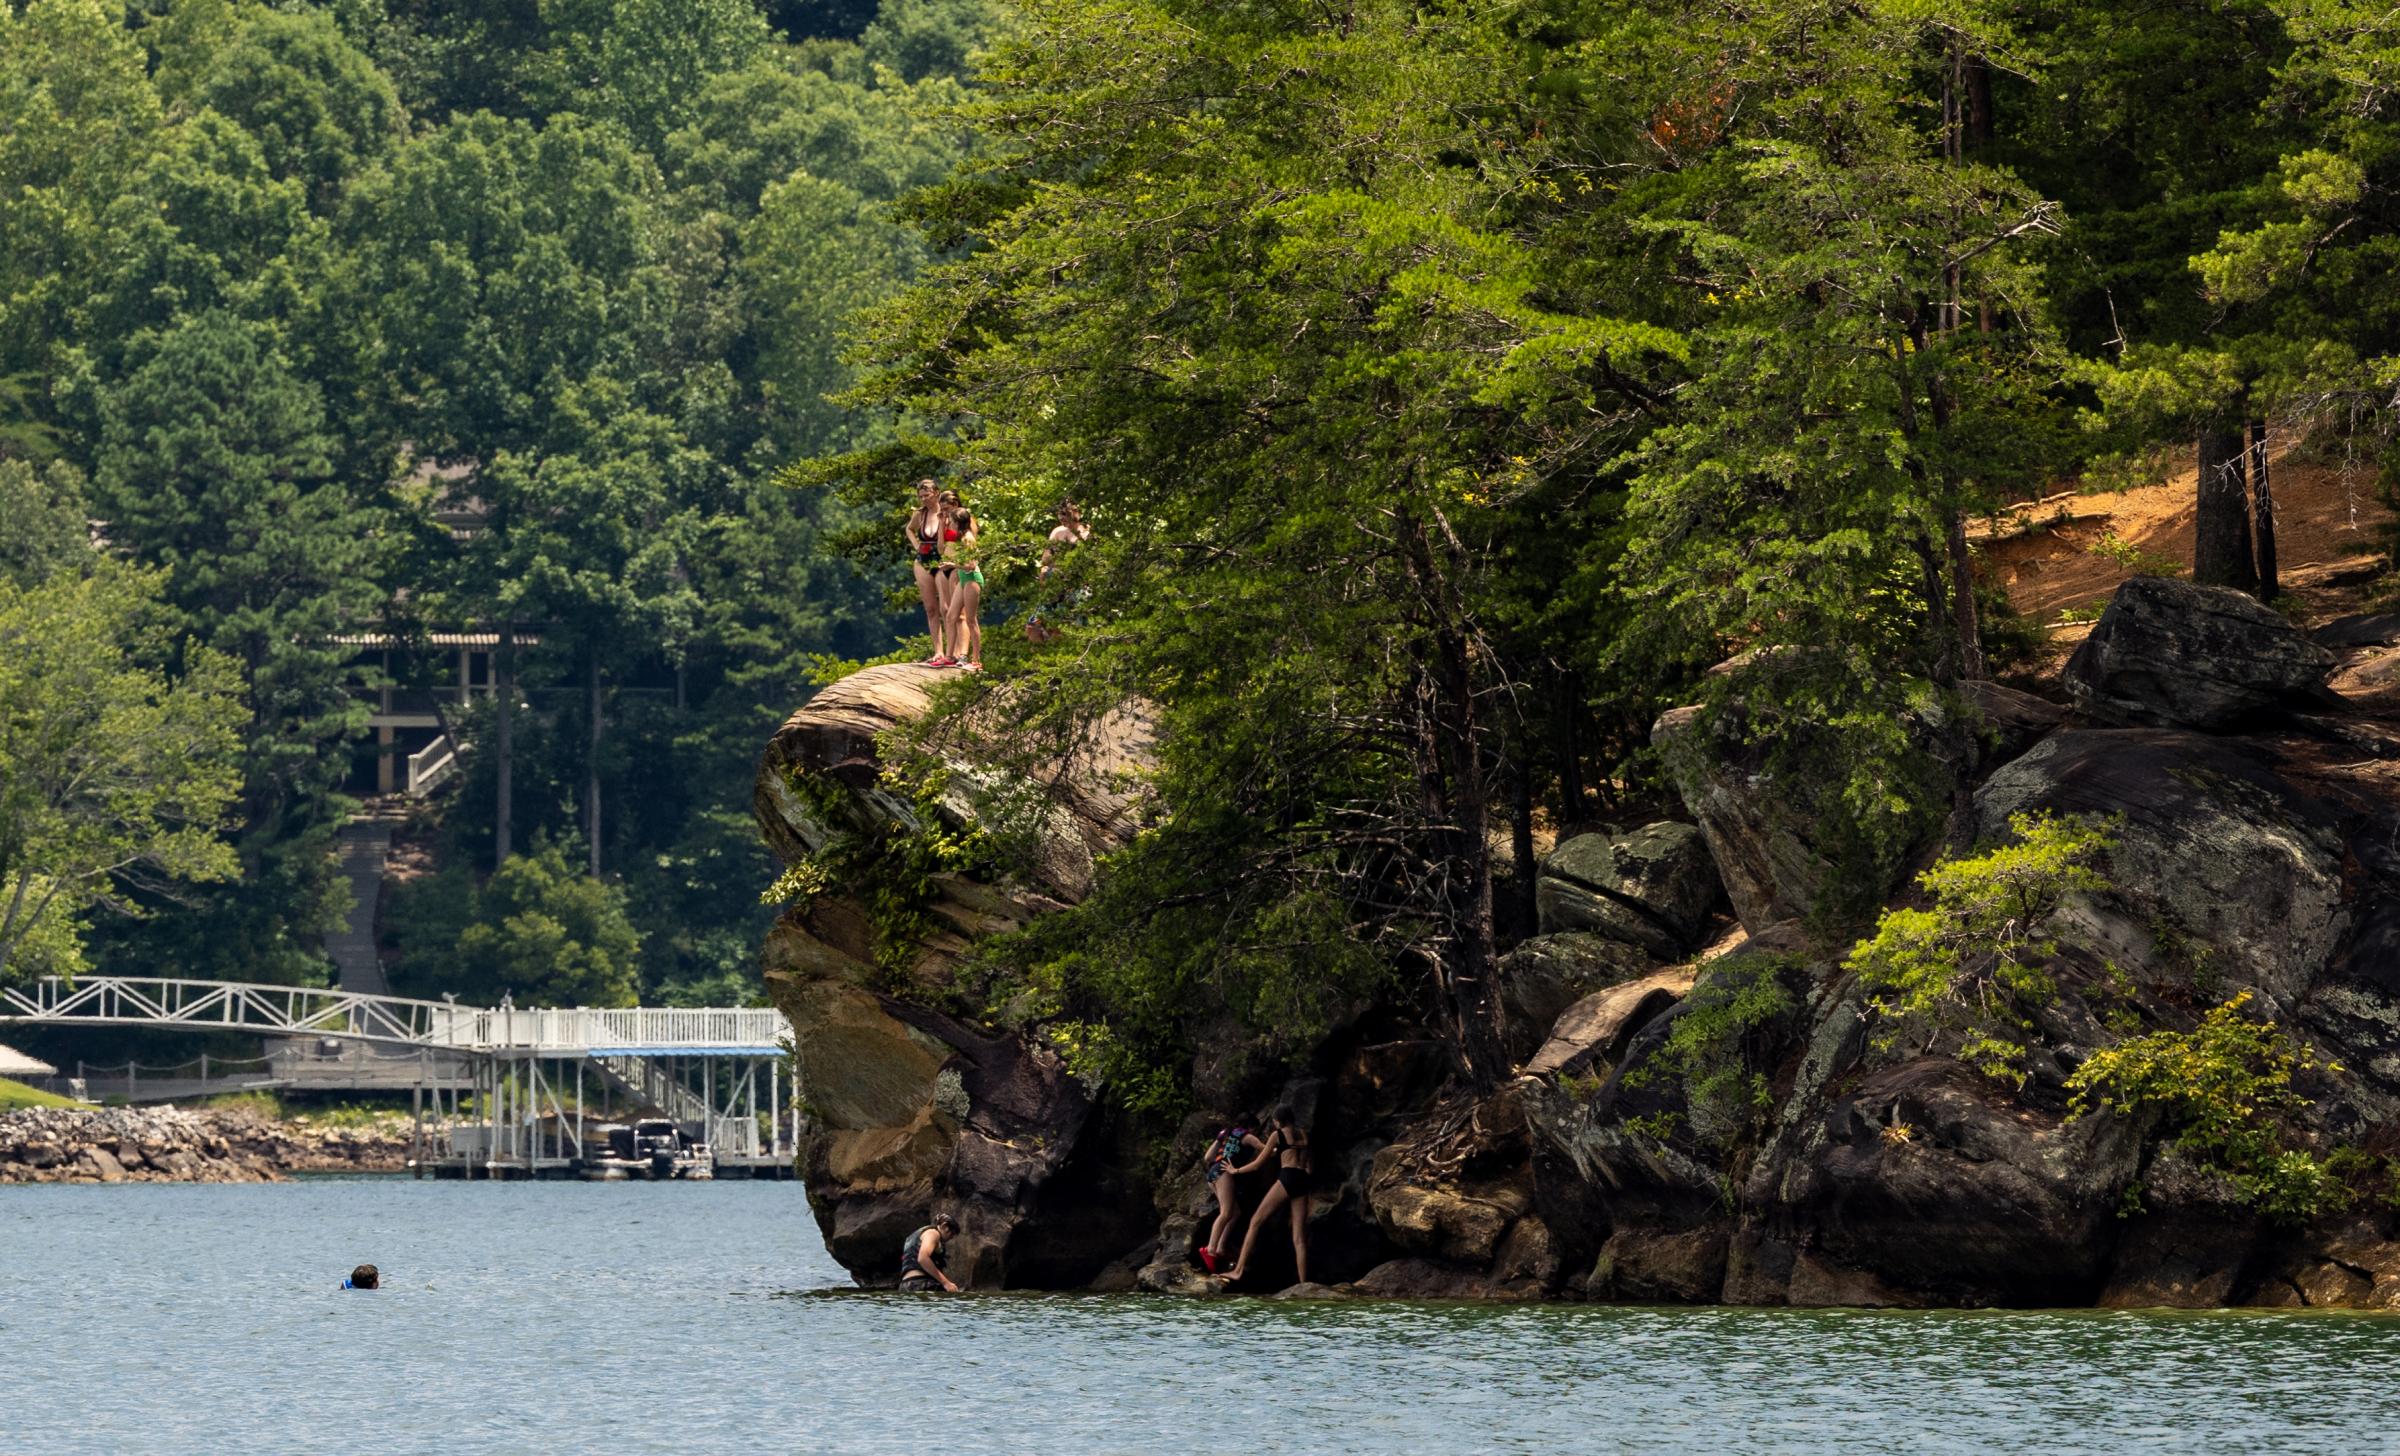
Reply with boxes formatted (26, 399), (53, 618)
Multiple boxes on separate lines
(900, 1212), (962, 1292)
(1197, 1117), (1269, 1274)
(1217, 1105), (1311, 1286)
(908, 479), (951, 666)
(343, 1264), (379, 1290)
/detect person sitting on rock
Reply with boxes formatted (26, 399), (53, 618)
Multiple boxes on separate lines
(1197, 1117), (1269, 1274)
(899, 1212), (962, 1293)
(1217, 1105), (1311, 1287)
(343, 1264), (379, 1290)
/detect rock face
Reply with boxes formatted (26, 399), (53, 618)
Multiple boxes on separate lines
(754, 575), (2400, 1310)
(1538, 598), (2400, 1307)
(756, 663), (1159, 1288)
(1536, 823), (1725, 959)
(2064, 576), (2337, 729)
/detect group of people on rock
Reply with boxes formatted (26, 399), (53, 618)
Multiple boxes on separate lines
(905, 478), (1091, 670)
(894, 1106), (1313, 1296)
(1200, 1105), (1312, 1285)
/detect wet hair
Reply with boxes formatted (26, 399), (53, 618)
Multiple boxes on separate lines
(932, 1212), (958, 1233)
(350, 1264), (379, 1289)
(1273, 1105), (1297, 1128)
(950, 506), (976, 532)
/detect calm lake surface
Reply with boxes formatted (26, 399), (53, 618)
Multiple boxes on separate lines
(4, 1178), (2398, 1454)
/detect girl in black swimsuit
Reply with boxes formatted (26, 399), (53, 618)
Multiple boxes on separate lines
(907, 479), (950, 665)
(1219, 1104), (1312, 1286)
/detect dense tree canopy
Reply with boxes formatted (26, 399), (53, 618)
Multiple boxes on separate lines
(812, 0), (2400, 1089)
(9, 0), (2400, 1093)
(1, 0), (989, 1001)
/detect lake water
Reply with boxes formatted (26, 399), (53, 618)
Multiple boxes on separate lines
(3, 1177), (2397, 1454)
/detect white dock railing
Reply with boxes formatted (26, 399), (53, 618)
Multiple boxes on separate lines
(0, 977), (789, 1056)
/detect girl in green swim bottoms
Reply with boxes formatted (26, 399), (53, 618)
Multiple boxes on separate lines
(942, 504), (984, 670)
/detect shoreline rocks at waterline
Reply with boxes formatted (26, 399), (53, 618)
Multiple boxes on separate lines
(0, 1106), (413, 1183)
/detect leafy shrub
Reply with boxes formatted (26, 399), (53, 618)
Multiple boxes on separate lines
(1975, 580), (2047, 674)
(1623, 953), (1798, 1148)
(2066, 991), (2348, 1224)
(762, 763), (993, 987)
(2086, 528), (2181, 577)
(1844, 811), (2115, 1084)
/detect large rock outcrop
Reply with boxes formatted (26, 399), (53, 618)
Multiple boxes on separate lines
(755, 663), (1158, 1287)
(1535, 823), (1725, 960)
(758, 573), (2400, 1310)
(2064, 576), (2338, 729)
(1515, 573), (2400, 1309)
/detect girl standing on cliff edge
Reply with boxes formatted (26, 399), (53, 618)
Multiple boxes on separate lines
(941, 499), (984, 671)
(907, 479), (950, 666)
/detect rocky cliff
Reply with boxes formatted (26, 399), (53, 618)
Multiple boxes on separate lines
(758, 582), (2400, 1306)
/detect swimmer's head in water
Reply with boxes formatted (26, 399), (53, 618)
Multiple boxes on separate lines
(350, 1264), (380, 1289)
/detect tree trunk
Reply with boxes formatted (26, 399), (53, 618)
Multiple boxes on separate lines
(1947, 508), (1987, 681)
(1398, 507), (1511, 1090)
(2195, 426), (2258, 594)
(2250, 418), (2278, 601)
(585, 644), (603, 878)
(1511, 762), (1537, 944)
(1554, 673), (1587, 830)
(494, 624), (514, 867)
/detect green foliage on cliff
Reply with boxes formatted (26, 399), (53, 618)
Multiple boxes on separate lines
(764, 764), (994, 985)
(1845, 812), (2116, 1085)
(2068, 992), (2348, 1225)
(1622, 954), (1800, 1149)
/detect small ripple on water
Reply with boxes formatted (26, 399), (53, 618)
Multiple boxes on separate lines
(6, 1182), (2400, 1454)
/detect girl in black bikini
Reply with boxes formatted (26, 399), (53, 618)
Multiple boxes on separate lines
(1219, 1104), (1311, 1286)
(907, 479), (950, 665)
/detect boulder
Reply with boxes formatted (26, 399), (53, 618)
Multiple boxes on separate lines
(1972, 729), (2349, 1010)
(2312, 612), (2400, 650)
(1959, 679), (2067, 761)
(1535, 823), (1726, 959)
(1495, 934), (1648, 1061)
(1586, 1225), (1730, 1303)
(1522, 967), (1696, 1079)
(755, 662), (1162, 1288)
(1653, 684), (1976, 932)
(2064, 577), (2336, 730)
(1736, 1057), (2145, 1306)
(1347, 1257), (1539, 1301)
(1366, 1090), (1537, 1269)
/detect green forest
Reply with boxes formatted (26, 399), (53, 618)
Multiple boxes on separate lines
(1, 0), (996, 1007)
(7, 0), (2399, 1063)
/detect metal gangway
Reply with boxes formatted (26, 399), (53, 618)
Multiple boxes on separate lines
(0, 977), (798, 1179)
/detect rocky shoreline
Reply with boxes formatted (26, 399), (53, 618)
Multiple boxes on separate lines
(0, 1106), (413, 1184)
(755, 576), (2400, 1309)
